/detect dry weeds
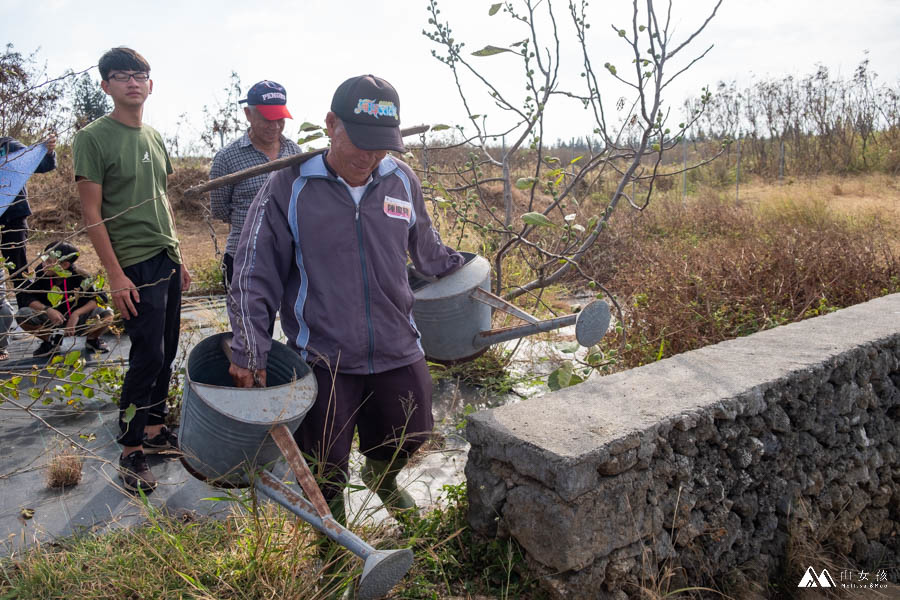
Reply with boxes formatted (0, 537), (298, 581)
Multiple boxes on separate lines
(45, 443), (83, 489)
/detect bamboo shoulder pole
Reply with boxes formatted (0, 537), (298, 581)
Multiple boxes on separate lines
(183, 124), (430, 198)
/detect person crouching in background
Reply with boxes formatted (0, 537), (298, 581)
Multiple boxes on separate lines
(16, 241), (114, 357)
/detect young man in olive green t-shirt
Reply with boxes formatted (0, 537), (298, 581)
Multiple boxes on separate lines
(73, 47), (192, 494)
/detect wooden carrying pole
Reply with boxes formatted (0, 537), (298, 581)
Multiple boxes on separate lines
(183, 124), (430, 198)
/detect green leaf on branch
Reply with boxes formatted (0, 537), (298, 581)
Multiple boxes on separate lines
(123, 403), (137, 424)
(297, 132), (324, 145)
(299, 122), (322, 132)
(570, 155), (583, 165)
(488, 2), (502, 15)
(521, 212), (555, 227)
(471, 45), (513, 57)
(560, 342), (580, 354)
(547, 362), (585, 391)
(430, 124), (451, 131)
(64, 350), (81, 366)
(47, 291), (63, 306)
(515, 177), (536, 190)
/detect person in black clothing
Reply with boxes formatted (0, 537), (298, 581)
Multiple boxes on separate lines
(0, 135), (57, 305)
(16, 241), (114, 357)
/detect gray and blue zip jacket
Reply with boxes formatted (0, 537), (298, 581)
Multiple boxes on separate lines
(227, 152), (464, 374)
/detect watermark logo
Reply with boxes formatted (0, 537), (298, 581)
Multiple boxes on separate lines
(798, 567), (835, 587)
(799, 567), (891, 590)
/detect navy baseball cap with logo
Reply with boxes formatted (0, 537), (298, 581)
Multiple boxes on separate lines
(331, 75), (404, 152)
(239, 80), (292, 120)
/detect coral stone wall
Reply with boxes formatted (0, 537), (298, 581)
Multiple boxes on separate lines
(465, 293), (900, 598)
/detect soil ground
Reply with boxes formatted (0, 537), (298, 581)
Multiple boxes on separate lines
(26, 218), (229, 281)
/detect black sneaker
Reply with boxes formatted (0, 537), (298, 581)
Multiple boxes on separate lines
(33, 333), (63, 358)
(118, 450), (157, 493)
(143, 427), (180, 455)
(85, 337), (110, 353)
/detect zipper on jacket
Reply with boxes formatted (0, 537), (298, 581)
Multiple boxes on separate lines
(349, 188), (376, 374)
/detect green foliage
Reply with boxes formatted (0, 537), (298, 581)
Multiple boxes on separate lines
(397, 483), (545, 599)
(429, 348), (520, 396)
(0, 43), (66, 140)
(199, 70), (243, 153)
(521, 211), (554, 227)
(0, 348), (125, 408)
(188, 257), (226, 296)
(471, 45), (514, 57)
(515, 177), (536, 190)
(69, 71), (110, 130)
(0, 481), (544, 600)
(546, 360), (585, 391)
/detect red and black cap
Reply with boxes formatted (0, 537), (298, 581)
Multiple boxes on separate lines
(239, 80), (292, 120)
(331, 75), (404, 152)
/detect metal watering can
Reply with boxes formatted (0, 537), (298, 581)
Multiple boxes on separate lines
(410, 252), (612, 362)
(179, 333), (413, 600)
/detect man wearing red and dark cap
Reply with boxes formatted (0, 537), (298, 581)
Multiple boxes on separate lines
(210, 80), (301, 286)
(226, 75), (463, 521)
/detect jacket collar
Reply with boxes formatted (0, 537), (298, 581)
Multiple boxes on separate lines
(302, 152), (399, 181)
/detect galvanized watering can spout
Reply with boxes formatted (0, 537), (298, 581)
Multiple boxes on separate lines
(470, 287), (611, 351)
(410, 253), (612, 362)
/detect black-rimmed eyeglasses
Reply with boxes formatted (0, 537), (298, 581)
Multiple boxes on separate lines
(107, 72), (150, 82)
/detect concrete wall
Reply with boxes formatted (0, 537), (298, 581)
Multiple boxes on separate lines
(465, 293), (900, 598)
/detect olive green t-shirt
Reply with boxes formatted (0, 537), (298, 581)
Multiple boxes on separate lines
(72, 116), (180, 268)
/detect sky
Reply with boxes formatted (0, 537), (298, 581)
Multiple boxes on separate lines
(3, 0), (900, 151)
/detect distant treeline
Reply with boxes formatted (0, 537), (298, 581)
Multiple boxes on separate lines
(552, 59), (900, 178)
(687, 58), (900, 176)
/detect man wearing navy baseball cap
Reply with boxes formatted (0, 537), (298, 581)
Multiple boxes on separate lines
(210, 80), (301, 287)
(226, 75), (463, 524)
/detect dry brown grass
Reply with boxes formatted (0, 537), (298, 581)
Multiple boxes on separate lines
(582, 176), (900, 369)
(45, 443), (83, 489)
(742, 173), (900, 227)
(23, 151), (223, 276)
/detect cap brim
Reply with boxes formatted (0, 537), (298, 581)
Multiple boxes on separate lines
(343, 120), (405, 153)
(254, 104), (292, 120)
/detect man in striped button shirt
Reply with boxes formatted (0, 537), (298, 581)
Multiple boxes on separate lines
(209, 80), (301, 287)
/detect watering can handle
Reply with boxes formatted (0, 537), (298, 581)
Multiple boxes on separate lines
(269, 424), (333, 520)
(219, 333), (265, 388)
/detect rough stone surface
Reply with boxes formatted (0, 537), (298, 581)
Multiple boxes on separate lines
(465, 293), (900, 597)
